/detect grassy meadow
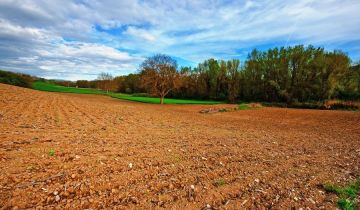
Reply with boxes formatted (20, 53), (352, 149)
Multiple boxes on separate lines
(33, 81), (107, 95)
(33, 81), (222, 105)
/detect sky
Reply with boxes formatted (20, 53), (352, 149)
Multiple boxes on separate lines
(0, 0), (359, 80)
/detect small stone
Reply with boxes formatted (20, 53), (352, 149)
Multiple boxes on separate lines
(75, 155), (80, 160)
(241, 199), (248, 206)
(308, 198), (316, 204)
(129, 163), (133, 168)
(188, 185), (196, 202)
(63, 191), (69, 197)
(71, 174), (76, 179)
(53, 191), (58, 196)
(254, 179), (260, 183)
(67, 187), (74, 193)
(55, 195), (60, 202)
(10, 176), (20, 183)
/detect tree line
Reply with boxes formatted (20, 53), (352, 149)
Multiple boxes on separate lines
(56, 45), (360, 104)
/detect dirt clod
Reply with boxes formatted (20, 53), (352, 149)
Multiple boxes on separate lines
(55, 195), (60, 202)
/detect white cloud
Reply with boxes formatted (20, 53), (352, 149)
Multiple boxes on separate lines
(0, 19), (53, 43)
(0, 0), (359, 80)
(0, 19), (142, 80)
(56, 42), (134, 61)
(15, 40), (142, 80)
(125, 26), (156, 42)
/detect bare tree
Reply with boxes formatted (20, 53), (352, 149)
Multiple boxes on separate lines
(140, 54), (181, 104)
(97, 72), (113, 93)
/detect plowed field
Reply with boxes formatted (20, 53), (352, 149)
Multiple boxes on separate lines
(0, 83), (359, 209)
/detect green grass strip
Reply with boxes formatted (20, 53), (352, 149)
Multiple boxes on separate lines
(33, 81), (222, 105)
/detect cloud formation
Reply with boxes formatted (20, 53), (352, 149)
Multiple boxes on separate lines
(0, 0), (359, 80)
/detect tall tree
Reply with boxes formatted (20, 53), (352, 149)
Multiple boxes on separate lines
(217, 60), (228, 100)
(226, 59), (240, 103)
(207, 59), (220, 98)
(97, 72), (114, 93)
(140, 54), (181, 104)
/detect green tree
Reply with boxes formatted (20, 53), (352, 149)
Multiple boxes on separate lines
(226, 59), (240, 103)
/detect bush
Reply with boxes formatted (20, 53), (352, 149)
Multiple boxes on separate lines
(262, 100), (359, 110)
(261, 101), (322, 109)
(261, 102), (288, 108)
(324, 100), (360, 110)
(289, 101), (323, 109)
(0, 70), (33, 88)
(123, 87), (131, 93)
(248, 103), (262, 108)
(337, 90), (360, 101)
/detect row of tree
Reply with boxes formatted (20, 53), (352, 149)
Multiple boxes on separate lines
(59, 45), (360, 104)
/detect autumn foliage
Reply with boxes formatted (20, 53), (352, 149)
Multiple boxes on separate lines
(139, 54), (181, 104)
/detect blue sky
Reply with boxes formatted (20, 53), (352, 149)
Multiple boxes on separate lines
(0, 0), (359, 80)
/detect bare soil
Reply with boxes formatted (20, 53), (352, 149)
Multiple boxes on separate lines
(1, 83), (359, 209)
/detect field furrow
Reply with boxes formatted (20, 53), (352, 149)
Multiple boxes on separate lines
(0, 83), (359, 209)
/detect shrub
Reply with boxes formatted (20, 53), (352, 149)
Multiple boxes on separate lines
(289, 101), (323, 109)
(324, 100), (360, 110)
(238, 103), (250, 110)
(261, 102), (288, 108)
(248, 103), (262, 108)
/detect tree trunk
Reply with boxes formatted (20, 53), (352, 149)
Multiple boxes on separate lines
(160, 97), (164, 104)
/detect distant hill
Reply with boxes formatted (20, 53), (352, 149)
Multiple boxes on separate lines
(0, 70), (36, 88)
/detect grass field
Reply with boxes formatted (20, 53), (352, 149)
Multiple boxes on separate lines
(32, 81), (107, 95)
(33, 81), (222, 104)
(110, 94), (222, 104)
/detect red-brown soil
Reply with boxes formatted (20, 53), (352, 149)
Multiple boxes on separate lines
(0, 83), (359, 209)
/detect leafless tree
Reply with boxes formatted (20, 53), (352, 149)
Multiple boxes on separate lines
(97, 72), (114, 93)
(140, 54), (181, 104)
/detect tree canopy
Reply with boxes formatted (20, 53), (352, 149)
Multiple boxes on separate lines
(52, 45), (359, 104)
(139, 54), (181, 104)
